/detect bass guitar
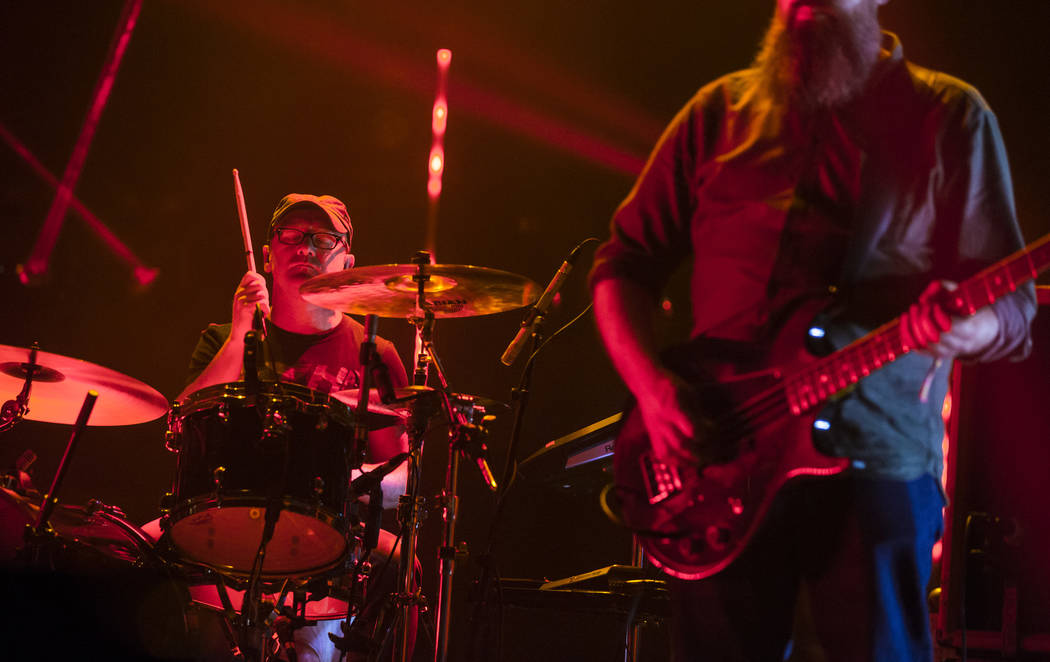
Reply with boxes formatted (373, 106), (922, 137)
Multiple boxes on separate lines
(611, 233), (1050, 580)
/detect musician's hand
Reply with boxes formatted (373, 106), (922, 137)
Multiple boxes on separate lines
(899, 280), (999, 359)
(636, 373), (699, 466)
(231, 271), (270, 337)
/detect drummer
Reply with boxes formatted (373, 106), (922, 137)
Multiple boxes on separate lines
(173, 193), (413, 660)
(176, 194), (405, 506)
(177, 193), (408, 503)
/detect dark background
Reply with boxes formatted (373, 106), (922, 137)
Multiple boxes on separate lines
(2, 2), (1049, 660)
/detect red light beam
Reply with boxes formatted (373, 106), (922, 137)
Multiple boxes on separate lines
(19, 0), (143, 286)
(0, 122), (158, 288)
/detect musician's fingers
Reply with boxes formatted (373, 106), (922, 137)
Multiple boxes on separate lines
(904, 304), (930, 348)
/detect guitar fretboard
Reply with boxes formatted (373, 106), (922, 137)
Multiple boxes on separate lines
(782, 233), (1050, 416)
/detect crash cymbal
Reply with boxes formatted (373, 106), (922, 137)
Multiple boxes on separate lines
(0, 344), (168, 426)
(299, 264), (540, 318)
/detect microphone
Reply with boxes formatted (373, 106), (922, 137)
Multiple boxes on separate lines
(501, 245), (583, 366)
(243, 329), (259, 394)
(349, 452), (409, 493)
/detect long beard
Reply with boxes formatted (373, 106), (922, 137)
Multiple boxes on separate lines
(753, 4), (882, 112)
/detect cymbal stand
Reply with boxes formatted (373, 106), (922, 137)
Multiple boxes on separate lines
(0, 342), (41, 433)
(406, 254), (498, 662)
(387, 251), (437, 662)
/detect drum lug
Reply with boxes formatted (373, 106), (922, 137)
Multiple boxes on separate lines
(315, 415), (328, 431)
(159, 491), (175, 515)
(164, 429), (181, 452)
(85, 498), (127, 520)
(312, 476), (325, 499)
(217, 402), (229, 424)
(165, 402), (183, 452)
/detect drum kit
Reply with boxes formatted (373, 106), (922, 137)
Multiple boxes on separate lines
(0, 255), (542, 662)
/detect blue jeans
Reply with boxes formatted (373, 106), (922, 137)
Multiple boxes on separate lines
(669, 474), (945, 662)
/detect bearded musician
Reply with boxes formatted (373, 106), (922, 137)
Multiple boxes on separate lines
(590, 1), (1035, 660)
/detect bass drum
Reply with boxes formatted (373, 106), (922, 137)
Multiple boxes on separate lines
(166, 382), (361, 577)
(0, 487), (194, 660)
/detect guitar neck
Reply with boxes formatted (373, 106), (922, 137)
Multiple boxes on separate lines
(783, 233), (1050, 416)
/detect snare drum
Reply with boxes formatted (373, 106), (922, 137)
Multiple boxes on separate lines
(166, 382), (359, 576)
(0, 486), (158, 567)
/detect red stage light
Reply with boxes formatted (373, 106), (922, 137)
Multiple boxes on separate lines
(429, 148), (444, 175)
(433, 102), (448, 134)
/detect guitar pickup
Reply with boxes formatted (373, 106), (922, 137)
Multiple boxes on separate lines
(640, 453), (683, 505)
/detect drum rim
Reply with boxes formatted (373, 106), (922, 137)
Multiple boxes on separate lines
(174, 381), (356, 424)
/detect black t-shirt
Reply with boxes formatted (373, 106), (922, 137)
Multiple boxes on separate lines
(186, 316), (408, 393)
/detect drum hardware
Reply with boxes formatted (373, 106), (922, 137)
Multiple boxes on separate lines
(1, 449), (37, 493)
(298, 253), (537, 662)
(0, 342), (41, 433)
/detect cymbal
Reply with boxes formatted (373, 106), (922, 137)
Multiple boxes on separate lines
(329, 389), (407, 421)
(299, 263), (540, 318)
(390, 385), (509, 415)
(0, 344), (168, 426)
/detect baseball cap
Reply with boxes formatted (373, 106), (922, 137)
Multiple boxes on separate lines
(269, 193), (353, 241)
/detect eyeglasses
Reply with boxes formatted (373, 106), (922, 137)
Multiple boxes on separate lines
(272, 227), (348, 251)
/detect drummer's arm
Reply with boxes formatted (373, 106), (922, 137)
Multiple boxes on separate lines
(178, 273), (270, 402)
(176, 335), (246, 402)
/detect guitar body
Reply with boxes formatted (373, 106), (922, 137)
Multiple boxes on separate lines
(612, 299), (850, 580)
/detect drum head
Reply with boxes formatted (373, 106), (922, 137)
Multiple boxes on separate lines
(169, 500), (347, 576)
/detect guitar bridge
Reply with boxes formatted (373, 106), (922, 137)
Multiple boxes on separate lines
(640, 453), (683, 505)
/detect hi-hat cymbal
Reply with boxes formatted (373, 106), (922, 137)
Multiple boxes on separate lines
(299, 264), (539, 318)
(0, 344), (168, 426)
(329, 389), (407, 421)
(389, 385), (509, 418)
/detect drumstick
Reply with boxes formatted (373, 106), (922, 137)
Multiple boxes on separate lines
(233, 168), (256, 273)
(232, 169), (266, 337)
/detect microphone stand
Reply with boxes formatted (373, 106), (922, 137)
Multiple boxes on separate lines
(467, 322), (544, 662)
(336, 314), (381, 656)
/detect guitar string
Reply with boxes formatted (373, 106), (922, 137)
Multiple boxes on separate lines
(706, 321), (907, 446)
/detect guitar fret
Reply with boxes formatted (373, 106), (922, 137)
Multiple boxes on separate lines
(982, 275), (995, 307)
(785, 381), (801, 415)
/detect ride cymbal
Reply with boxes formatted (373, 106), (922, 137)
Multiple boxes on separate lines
(300, 264), (539, 318)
